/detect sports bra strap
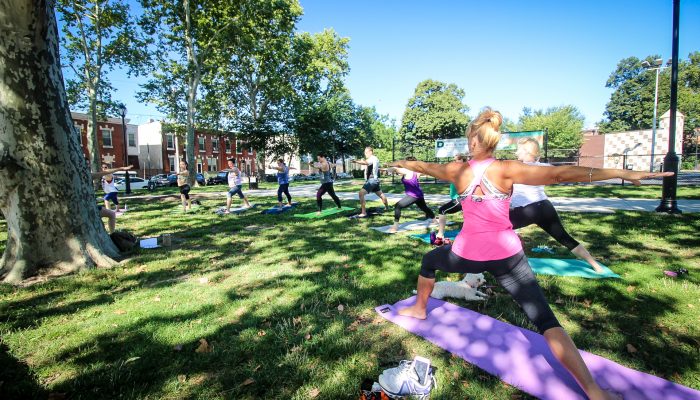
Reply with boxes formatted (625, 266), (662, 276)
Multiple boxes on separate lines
(461, 158), (496, 196)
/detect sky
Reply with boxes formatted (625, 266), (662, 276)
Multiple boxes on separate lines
(99, 0), (700, 128)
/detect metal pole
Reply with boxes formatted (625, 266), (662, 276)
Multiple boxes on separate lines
(656, 0), (681, 214)
(543, 128), (549, 162)
(121, 110), (131, 194)
(391, 134), (395, 184)
(650, 68), (660, 172)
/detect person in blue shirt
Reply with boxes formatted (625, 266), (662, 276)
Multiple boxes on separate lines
(269, 159), (294, 208)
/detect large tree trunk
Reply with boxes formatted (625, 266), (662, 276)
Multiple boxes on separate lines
(0, 0), (119, 284)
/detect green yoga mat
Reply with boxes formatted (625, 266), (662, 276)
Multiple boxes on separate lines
(528, 258), (619, 279)
(293, 206), (354, 219)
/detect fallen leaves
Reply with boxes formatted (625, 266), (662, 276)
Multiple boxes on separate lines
(337, 304), (345, 313)
(257, 330), (266, 337)
(308, 388), (320, 398)
(626, 286), (636, 293)
(304, 332), (312, 341)
(626, 343), (638, 354)
(195, 338), (212, 353)
(198, 277), (209, 284)
(114, 309), (127, 315)
(582, 299), (592, 308)
(242, 378), (255, 386)
(177, 375), (186, 383)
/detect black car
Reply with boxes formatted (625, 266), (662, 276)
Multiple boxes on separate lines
(167, 173), (206, 186)
(207, 171), (229, 185)
(147, 174), (169, 190)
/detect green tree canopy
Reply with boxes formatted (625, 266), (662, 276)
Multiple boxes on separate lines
(517, 105), (585, 150)
(399, 79), (470, 158)
(599, 53), (700, 140)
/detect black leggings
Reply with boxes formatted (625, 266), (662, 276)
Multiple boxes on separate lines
(509, 200), (579, 250)
(277, 183), (292, 203)
(317, 182), (341, 211)
(420, 247), (561, 334)
(438, 199), (462, 215)
(394, 195), (435, 222)
(179, 184), (190, 200)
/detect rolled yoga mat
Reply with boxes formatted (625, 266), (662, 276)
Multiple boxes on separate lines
(410, 229), (460, 243)
(293, 206), (354, 219)
(528, 258), (619, 279)
(375, 296), (700, 400)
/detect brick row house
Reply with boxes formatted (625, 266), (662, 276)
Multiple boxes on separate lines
(137, 120), (257, 176)
(71, 112), (139, 170)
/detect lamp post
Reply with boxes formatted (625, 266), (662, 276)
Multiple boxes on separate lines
(641, 58), (670, 172)
(119, 103), (131, 194)
(656, 0), (681, 214)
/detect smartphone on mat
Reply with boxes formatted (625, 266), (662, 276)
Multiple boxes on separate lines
(412, 356), (431, 385)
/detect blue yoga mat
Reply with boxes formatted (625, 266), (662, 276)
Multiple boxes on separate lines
(261, 203), (298, 215)
(410, 230), (460, 243)
(528, 258), (619, 279)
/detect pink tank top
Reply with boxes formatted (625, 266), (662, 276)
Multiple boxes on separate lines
(451, 158), (523, 261)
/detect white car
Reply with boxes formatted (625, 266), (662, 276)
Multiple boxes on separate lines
(115, 177), (149, 191)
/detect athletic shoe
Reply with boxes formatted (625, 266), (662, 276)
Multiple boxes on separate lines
(442, 238), (452, 245)
(429, 231), (437, 245)
(378, 360), (436, 399)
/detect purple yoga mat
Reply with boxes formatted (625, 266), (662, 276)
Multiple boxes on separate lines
(375, 296), (700, 400)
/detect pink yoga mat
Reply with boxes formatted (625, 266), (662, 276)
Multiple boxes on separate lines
(375, 296), (700, 400)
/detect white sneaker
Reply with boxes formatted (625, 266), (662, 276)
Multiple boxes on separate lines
(378, 360), (436, 399)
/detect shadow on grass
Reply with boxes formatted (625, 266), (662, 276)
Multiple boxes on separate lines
(1, 201), (698, 399)
(0, 341), (47, 400)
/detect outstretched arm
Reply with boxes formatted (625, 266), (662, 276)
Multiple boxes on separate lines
(502, 161), (673, 186)
(354, 159), (368, 165)
(387, 160), (464, 182)
(91, 165), (132, 179)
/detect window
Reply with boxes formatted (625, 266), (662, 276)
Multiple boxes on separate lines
(197, 161), (203, 174)
(166, 134), (174, 150)
(236, 140), (243, 154)
(102, 129), (112, 147)
(212, 138), (219, 153)
(198, 136), (205, 152)
(225, 138), (231, 153)
(248, 144), (253, 153)
(168, 156), (175, 172)
(207, 156), (218, 172)
(128, 130), (136, 147)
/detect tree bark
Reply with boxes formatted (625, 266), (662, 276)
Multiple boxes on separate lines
(0, 0), (119, 284)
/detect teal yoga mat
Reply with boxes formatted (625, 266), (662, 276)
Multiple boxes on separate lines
(293, 206), (354, 219)
(528, 258), (619, 279)
(410, 230), (460, 243)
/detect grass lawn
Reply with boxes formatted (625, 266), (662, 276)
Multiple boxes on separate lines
(1, 195), (699, 399)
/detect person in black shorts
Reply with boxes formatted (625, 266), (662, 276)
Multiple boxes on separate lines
(176, 160), (192, 212)
(354, 147), (389, 217)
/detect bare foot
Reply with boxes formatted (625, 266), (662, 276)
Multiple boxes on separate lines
(357, 213), (367, 218)
(316, 211), (321, 215)
(591, 262), (605, 273)
(397, 305), (427, 320)
(388, 226), (398, 233)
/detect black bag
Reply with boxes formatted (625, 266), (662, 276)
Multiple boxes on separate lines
(110, 231), (138, 252)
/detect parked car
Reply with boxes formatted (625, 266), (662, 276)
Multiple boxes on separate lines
(147, 174), (170, 190)
(167, 173), (206, 186)
(292, 173), (309, 181)
(335, 172), (352, 179)
(115, 176), (149, 191)
(207, 171), (229, 185)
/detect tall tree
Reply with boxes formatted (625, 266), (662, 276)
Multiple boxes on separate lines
(599, 53), (700, 138)
(57, 0), (148, 172)
(138, 0), (235, 183)
(518, 105), (585, 150)
(400, 79), (470, 159)
(1, 0), (119, 283)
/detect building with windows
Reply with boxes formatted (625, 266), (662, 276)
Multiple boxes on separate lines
(71, 112), (138, 169)
(137, 120), (257, 176)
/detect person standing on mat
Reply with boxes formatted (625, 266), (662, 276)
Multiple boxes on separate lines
(383, 157), (436, 233)
(511, 138), (604, 273)
(310, 154), (342, 215)
(223, 158), (252, 213)
(388, 108), (671, 400)
(433, 153), (468, 245)
(355, 146), (389, 217)
(269, 159), (293, 208)
(176, 159), (192, 212)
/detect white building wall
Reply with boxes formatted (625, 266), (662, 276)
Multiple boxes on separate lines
(137, 121), (164, 171)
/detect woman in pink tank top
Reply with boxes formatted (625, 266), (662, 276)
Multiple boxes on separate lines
(387, 108), (672, 400)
